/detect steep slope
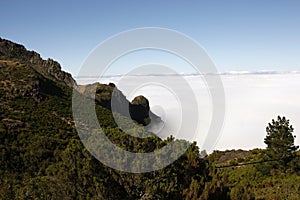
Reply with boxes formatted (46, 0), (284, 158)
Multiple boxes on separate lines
(0, 38), (208, 199)
(0, 49), (131, 199)
(0, 37), (76, 88)
(0, 37), (162, 129)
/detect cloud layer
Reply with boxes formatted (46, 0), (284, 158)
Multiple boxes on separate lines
(76, 73), (300, 152)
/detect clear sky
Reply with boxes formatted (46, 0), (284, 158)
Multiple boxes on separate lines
(1, 0), (300, 75)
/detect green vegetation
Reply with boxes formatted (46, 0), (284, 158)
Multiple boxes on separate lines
(264, 116), (299, 170)
(0, 50), (208, 199)
(0, 38), (299, 199)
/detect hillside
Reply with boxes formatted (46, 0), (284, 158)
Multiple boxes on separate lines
(0, 38), (208, 199)
(0, 38), (299, 199)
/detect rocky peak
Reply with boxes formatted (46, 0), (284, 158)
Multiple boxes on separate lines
(131, 95), (149, 108)
(78, 83), (161, 126)
(0, 37), (76, 88)
(130, 96), (150, 125)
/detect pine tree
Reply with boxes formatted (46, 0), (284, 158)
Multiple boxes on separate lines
(264, 116), (299, 167)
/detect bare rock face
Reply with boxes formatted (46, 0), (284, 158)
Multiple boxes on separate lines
(0, 37), (76, 88)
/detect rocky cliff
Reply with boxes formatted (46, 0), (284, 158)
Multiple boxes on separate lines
(0, 37), (76, 88)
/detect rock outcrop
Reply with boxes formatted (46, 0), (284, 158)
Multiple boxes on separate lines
(0, 37), (76, 88)
(130, 96), (150, 125)
(78, 83), (162, 126)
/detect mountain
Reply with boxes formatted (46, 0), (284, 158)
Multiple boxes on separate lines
(0, 38), (76, 88)
(0, 38), (207, 199)
(1, 38), (299, 200)
(0, 37), (162, 128)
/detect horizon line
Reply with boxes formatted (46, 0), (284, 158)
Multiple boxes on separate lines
(75, 70), (300, 79)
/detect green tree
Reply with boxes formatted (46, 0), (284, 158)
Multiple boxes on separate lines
(264, 116), (299, 168)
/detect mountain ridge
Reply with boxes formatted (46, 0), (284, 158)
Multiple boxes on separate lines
(0, 37), (162, 127)
(0, 37), (76, 88)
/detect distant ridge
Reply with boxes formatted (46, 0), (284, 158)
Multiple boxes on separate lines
(75, 70), (300, 79)
(220, 70), (300, 75)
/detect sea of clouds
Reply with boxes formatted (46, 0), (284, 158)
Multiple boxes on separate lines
(76, 72), (300, 152)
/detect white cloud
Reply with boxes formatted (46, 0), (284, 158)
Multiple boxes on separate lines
(76, 73), (300, 152)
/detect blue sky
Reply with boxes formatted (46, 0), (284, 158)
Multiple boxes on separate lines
(1, 0), (300, 75)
